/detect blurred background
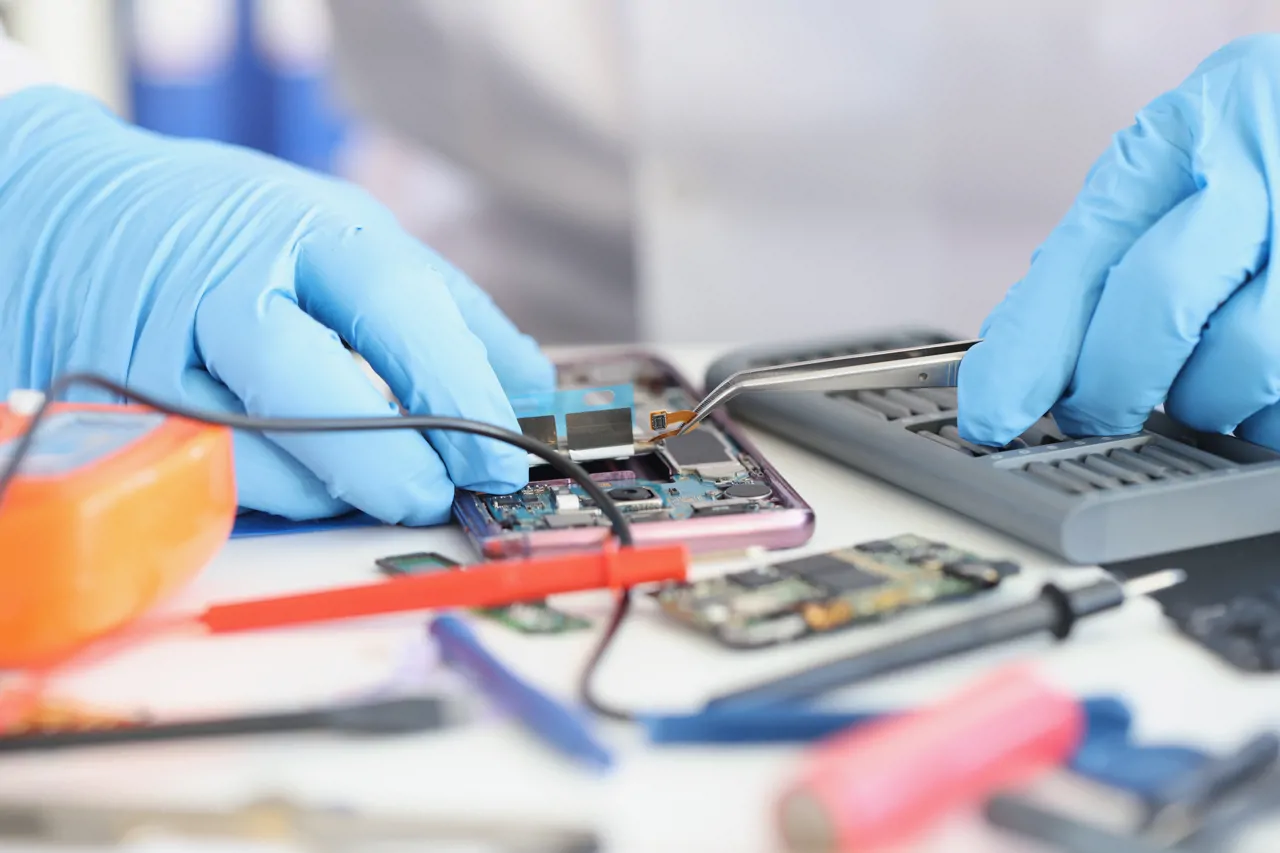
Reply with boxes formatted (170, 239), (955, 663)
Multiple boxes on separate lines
(2, 1), (1278, 347)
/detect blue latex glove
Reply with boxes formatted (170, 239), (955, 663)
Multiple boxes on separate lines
(959, 35), (1280, 448)
(0, 86), (554, 525)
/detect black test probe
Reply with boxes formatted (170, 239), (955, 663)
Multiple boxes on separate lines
(705, 569), (1186, 708)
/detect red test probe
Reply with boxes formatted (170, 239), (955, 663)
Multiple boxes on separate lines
(194, 543), (689, 635)
(776, 664), (1085, 852)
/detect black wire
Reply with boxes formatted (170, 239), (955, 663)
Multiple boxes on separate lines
(0, 372), (637, 720)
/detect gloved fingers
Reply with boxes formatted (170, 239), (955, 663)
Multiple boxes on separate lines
(957, 88), (1201, 447)
(1051, 179), (1270, 436)
(1165, 266), (1280, 435)
(1236, 398), (1280, 451)
(178, 368), (353, 520)
(293, 222), (532, 489)
(196, 285), (493, 527)
(410, 241), (556, 398)
(299, 173), (554, 397)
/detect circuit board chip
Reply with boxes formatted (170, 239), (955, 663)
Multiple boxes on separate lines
(375, 551), (590, 634)
(652, 533), (1020, 648)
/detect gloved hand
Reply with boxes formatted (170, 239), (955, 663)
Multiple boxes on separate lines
(0, 86), (555, 525)
(959, 35), (1280, 449)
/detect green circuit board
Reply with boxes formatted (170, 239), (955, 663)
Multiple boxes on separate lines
(652, 533), (1021, 648)
(482, 470), (775, 531)
(374, 551), (590, 635)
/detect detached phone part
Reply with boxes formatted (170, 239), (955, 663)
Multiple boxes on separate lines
(0, 403), (235, 667)
(654, 534), (1019, 649)
(453, 352), (814, 558)
(706, 329), (1280, 564)
(376, 551), (590, 634)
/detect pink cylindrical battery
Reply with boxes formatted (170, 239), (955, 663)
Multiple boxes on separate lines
(776, 665), (1084, 852)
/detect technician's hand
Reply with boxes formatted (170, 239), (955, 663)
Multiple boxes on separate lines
(959, 35), (1280, 450)
(0, 86), (554, 525)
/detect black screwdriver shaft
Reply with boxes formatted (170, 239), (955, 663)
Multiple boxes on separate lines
(0, 697), (449, 753)
(985, 795), (1168, 853)
(705, 578), (1130, 709)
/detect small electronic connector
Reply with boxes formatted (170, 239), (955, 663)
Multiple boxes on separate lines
(649, 409), (696, 440)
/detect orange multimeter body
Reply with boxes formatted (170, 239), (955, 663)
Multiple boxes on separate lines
(0, 403), (236, 668)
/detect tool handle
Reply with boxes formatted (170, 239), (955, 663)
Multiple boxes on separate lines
(706, 598), (1057, 708)
(0, 698), (450, 753)
(200, 546), (686, 634)
(1145, 732), (1280, 840)
(777, 665), (1084, 852)
(986, 795), (1169, 853)
(0, 708), (322, 752)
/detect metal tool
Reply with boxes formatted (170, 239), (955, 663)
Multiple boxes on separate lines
(0, 696), (459, 754)
(705, 568), (1186, 709)
(1142, 731), (1280, 845)
(673, 339), (980, 436)
(985, 795), (1169, 853)
(0, 794), (600, 852)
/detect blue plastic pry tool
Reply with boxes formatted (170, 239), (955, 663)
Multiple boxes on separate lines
(640, 708), (886, 745)
(230, 509), (381, 538)
(640, 697), (1208, 800)
(429, 613), (613, 772)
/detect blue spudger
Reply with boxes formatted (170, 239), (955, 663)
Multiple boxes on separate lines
(429, 613), (614, 772)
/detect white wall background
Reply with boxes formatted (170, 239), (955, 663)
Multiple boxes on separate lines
(626, 1), (1280, 345)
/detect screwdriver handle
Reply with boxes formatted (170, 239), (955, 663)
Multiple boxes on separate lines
(986, 795), (1170, 853)
(1144, 732), (1280, 842)
(0, 697), (450, 753)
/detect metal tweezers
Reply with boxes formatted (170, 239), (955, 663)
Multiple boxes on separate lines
(673, 339), (981, 436)
(0, 794), (600, 852)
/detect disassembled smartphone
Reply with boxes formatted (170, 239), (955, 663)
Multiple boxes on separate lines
(453, 352), (815, 558)
(653, 533), (1020, 649)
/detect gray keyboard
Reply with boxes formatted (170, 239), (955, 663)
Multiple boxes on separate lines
(706, 329), (1280, 564)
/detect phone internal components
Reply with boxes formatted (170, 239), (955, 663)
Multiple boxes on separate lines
(660, 430), (744, 479)
(652, 533), (1020, 648)
(454, 358), (806, 550)
(649, 408), (695, 438)
(722, 481), (772, 501)
(565, 408), (635, 461)
(375, 551), (590, 634)
(606, 485), (665, 511)
(517, 415), (558, 448)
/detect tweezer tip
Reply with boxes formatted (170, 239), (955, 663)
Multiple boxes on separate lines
(1123, 568), (1187, 597)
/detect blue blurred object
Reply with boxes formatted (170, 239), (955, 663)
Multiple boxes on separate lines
(430, 613), (614, 772)
(125, 0), (240, 143)
(231, 510), (381, 538)
(124, 0), (351, 174)
(0, 85), (554, 526)
(641, 707), (885, 744)
(959, 35), (1280, 451)
(640, 696), (1209, 799)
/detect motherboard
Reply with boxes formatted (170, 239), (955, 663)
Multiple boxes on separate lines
(653, 534), (1020, 648)
(461, 357), (789, 536)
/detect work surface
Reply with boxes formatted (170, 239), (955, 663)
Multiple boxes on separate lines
(6, 346), (1280, 853)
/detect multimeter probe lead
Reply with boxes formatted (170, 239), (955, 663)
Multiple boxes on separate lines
(0, 372), (640, 721)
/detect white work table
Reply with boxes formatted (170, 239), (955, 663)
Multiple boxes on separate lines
(4, 346), (1280, 853)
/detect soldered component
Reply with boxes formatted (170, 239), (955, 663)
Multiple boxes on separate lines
(660, 431), (744, 480)
(565, 408), (635, 462)
(649, 408), (695, 434)
(606, 485), (664, 512)
(517, 415), (558, 448)
(652, 533), (1020, 648)
(374, 551), (590, 634)
(552, 487), (581, 512)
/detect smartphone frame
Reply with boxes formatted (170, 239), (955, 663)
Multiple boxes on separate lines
(453, 350), (815, 558)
